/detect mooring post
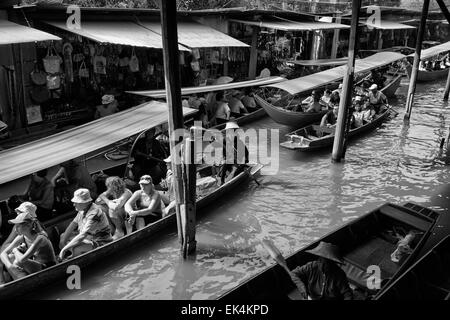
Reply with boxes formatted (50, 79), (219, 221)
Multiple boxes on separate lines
(444, 68), (450, 100)
(331, 0), (361, 163)
(160, 0), (196, 256)
(404, 0), (430, 120)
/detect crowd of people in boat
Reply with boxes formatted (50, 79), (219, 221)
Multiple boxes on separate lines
(179, 88), (259, 128)
(0, 121), (249, 284)
(418, 52), (450, 72)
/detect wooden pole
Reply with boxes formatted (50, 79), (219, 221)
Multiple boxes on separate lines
(248, 26), (259, 80)
(331, 15), (341, 59)
(159, 0), (196, 256)
(404, 0), (430, 121)
(444, 67), (450, 100)
(331, 0), (362, 163)
(436, 0), (450, 25)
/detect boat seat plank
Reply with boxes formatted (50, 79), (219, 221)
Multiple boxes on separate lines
(379, 205), (432, 231)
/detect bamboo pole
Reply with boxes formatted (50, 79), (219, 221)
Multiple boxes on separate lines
(404, 0), (430, 121)
(331, 0), (362, 163)
(444, 68), (450, 100)
(159, 0), (196, 257)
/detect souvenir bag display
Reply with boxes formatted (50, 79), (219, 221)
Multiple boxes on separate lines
(30, 62), (47, 86)
(46, 74), (61, 90)
(93, 55), (107, 74)
(78, 61), (89, 79)
(129, 47), (140, 72)
(43, 45), (62, 74)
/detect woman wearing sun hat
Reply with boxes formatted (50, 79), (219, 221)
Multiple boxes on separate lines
(0, 210), (56, 281)
(59, 188), (112, 260)
(124, 175), (163, 232)
(94, 94), (119, 119)
(288, 241), (353, 300)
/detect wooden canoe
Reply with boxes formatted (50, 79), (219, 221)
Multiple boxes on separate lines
(0, 163), (263, 299)
(280, 106), (391, 152)
(211, 106), (267, 131)
(405, 63), (450, 82)
(374, 235), (450, 300)
(219, 202), (439, 300)
(381, 75), (402, 98)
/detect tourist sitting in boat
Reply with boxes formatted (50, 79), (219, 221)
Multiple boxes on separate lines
(355, 80), (371, 99)
(131, 128), (167, 185)
(59, 189), (112, 260)
(351, 97), (365, 129)
(301, 90), (317, 106)
(214, 92), (231, 125)
(320, 89), (333, 109)
(320, 105), (339, 128)
(159, 156), (176, 216)
(219, 122), (249, 185)
(368, 84), (388, 114)
(51, 159), (98, 211)
(95, 95), (119, 119)
(241, 88), (257, 110)
(369, 70), (386, 89)
(1, 210), (56, 282)
(305, 93), (322, 113)
(332, 83), (343, 95)
(188, 93), (202, 109)
(362, 101), (375, 123)
(95, 177), (132, 240)
(227, 90), (249, 117)
(124, 175), (163, 232)
(329, 91), (340, 109)
(288, 241), (353, 300)
(18, 169), (54, 221)
(195, 103), (210, 129)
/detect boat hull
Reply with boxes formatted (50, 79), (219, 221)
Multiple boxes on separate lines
(212, 107), (266, 131)
(405, 63), (449, 82)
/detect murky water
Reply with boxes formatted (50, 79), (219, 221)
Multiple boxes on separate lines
(30, 79), (450, 300)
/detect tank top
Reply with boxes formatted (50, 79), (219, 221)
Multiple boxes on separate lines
(23, 232), (56, 267)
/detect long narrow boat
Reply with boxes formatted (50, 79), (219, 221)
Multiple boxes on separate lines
(374, 235), (450, 300)
(0, 163), (262, 299)
(258, 52), (406, 128)
(219, 202), (439, 300)
(280, 105), (392, 151)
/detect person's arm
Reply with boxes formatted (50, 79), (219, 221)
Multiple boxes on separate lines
(320, 113), (328, 127)
(289, 263), (311, 299)
(0, 236), (23, 269)
(59, 221), (78, 249)
(59, 232), (88, 259)
(124, 191), (139, 215)
(51, 167), (65, 186)
(225, 104), (231, 120)
(381, 92), (388, 104)
(113, 190), (132, 209)
(131, 192), (161, 217)
(14, 235), (46, 265)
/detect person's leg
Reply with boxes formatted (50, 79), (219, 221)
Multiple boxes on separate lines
(71, 242), (95, 258)
(109, 209), (125, 240)
(136, 217), (146, 231)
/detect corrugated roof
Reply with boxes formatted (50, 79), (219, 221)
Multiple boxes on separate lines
(44, 20), (190, 51)
(267, 51), (406, 95)
(139, 21), (249, 48)
(230, 19), (350, 31)
(0, 20), (61, 45)
(0, 101), (197, 184)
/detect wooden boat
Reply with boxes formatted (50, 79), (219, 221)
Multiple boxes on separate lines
(211, 106), (266, 131)
(381, 75), (402, 97)
(280, 105), (392, 151)
(404, 63), (449, 82)
(258, 52), (406, 127)
(219, 202), (439, 300)
(0, 162), (263, 299)
(374, 235), (450, 300)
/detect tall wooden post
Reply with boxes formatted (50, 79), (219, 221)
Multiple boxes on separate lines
(331, 0), (361, 163)
(436, 0), (450, 25)
(248, 26), (259, 80)
(444, 68), (450, 100)
(331, 15), (341, 59)
(159, 0), (196, 256)
(404, 0), (430, 121)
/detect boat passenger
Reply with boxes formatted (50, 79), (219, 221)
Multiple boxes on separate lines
(369, 70), (386, 89)
(332, 83), (343, 95)
(352, 97), (364, 128)
(355, 80), (370, 99)
(219, 122), (249, 185)
(0, 210), (56, 281)
(368, 84), (387, 114)
(320, 89), (332, 109)
(320, 105), (339, 128)
(159, 156), (176, 216)
(362, 101), (375, 123)
(95, 95), (119, 119)
(195, 103), (210, 129)
(59, 189), (112, 260)
(301, 90), (317, 105)
(288, 241), (353, 300)
(228, 90), (249, 116)
(305, 93), (322, 113)
(329, 91), (340, 109)
(95, 177), (132, 240)
(19, 169), (54, 221)
(124, 175), (163, 232)
(241, 88), (257, 109)
(188, 93), (202, 109)
(214, 92), (231, 125)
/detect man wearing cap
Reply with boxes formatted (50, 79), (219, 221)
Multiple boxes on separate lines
(368, 84), (387, 114)
(59, 189), (112, 260)
(94, 94), (119, 119)
(289, 241), (353, 300)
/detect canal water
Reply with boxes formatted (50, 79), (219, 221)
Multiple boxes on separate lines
(31, 79), (450, 299)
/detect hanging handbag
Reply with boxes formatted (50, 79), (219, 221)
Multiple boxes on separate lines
(30, 62), (47, 86)
(93, 55), (107, 74)
(192, 48), (201, 60)
(43, 46), (62, 74)
(78, 61), (89, 78)
(46, 74), (61, 90)
(129, 47), (140, 72)
(119, 56), (129, 67)
(30, 86), (50, 104)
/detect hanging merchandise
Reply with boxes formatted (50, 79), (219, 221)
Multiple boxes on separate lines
(43, 45), (62, 74)
(62, 42), (74, 83)
(119, 56), (129, 67)
(192, 48), (201, 60)
(78, 61), (89, 79)
(93, 55), (107, 74)
(191, 60), (200, 72)
(73, 53), (84, 63)
(30, 62), (47, 86)
(46, 74), (61, 90)
(129, 47), (140, 72)
(26, 105), (43, 124)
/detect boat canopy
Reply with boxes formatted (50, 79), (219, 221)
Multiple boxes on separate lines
(265, 51), (406, 95)
(408, 40), (450, 60)
(0, 102), (197, 185)
(362, 20), (416, 30)
(127, 76), (286, 99)
(287, 57), (348, 67)
(0, 20), (61, 45)
(230, 18), (350, 31)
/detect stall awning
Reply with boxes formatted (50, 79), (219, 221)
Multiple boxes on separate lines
(0, 20), (61, 45)
(127, 76), (286, 98)
(0, 102), (197, 184)
(44, 21), (189, 51)
(409, 41), (450, 60)
(362, 20), (416, 30)
(230, 19), (350, 31)
(267, 51), (406, 95)
(139, 21), (250, 48)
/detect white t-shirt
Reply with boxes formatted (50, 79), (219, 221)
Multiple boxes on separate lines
(215, 101), (230, 120)
(228, 97), (245, 114)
